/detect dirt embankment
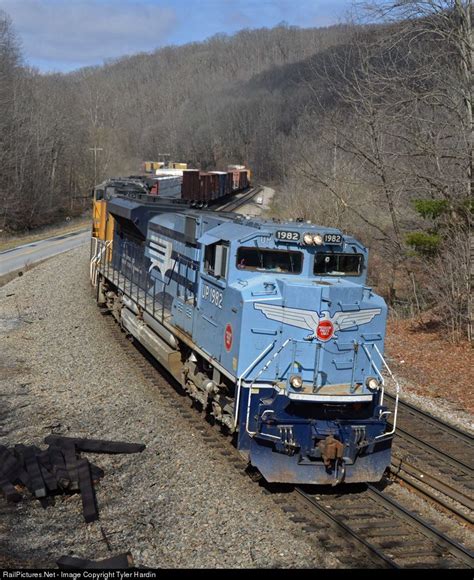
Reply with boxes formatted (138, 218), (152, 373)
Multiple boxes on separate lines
(386, 319), (473, 416)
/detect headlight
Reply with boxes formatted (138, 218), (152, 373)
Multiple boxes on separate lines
(303, 233), (313, 245)
(313, 234), (323, 245)
(290, 375), (303, 389)
(366, 377), (381, 390)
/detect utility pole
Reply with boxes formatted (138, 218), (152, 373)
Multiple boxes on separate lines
(89, 146), (103, 185)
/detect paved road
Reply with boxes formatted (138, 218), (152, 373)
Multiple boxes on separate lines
(0, 229), (90, 276)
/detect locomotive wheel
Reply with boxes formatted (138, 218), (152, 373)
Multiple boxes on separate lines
(245, 465), (263, 482)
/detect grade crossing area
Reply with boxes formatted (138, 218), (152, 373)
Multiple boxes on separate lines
(0, 229), (90, 276)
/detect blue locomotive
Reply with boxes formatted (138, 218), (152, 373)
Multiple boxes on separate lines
(91, 196), (398, 485)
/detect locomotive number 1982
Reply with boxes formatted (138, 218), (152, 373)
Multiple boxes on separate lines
(202, 284), (223, 309)
(323, 233), (342, 244)
(275, 230), (300, 241)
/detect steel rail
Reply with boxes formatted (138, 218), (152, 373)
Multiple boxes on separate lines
(383, 393), (473, 519)
(394, 427), (472, 472)
(367, 485), (474, 567)
(294, 487), (399, 568)
(104, 312), (473, 569)
(385, 392), (474, 446)
(295, 485), (474, 569)
(216, 185), (264, 212)
(391, 457), (474, 525)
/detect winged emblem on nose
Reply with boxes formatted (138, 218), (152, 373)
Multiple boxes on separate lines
(254, 303), (381, 341)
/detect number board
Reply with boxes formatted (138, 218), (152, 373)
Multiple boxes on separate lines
(323, 233), (343, 245)
(275, 230), (300, 242)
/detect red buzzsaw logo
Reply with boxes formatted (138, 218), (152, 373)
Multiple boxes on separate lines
(316, 319), (334, 341)
(224, 323), (233, 351)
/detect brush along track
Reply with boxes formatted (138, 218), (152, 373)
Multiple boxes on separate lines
(100, 310), (473, 569)
(384, 393), (474, 524)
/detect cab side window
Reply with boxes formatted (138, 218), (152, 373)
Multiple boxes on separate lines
(204, 242), (229, 279)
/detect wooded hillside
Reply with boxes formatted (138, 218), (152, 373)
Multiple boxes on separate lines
(0, 1), (471, 340)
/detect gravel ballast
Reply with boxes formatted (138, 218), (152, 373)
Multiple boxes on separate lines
(0, 245), (339, 569)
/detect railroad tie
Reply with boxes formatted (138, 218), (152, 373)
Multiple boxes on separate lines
(0, 478), (22, 503)
(20, 446), (47, 498)
(0, 445), (29, 488)
(45, 435), (146, 455)
(77, 459), (99, 523)
(57, 553), (134, 569)
(47, 445), (71, 490)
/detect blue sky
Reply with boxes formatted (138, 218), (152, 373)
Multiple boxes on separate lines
(0, 0), (353, 72)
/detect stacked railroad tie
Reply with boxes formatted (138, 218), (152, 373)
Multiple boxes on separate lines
(57, 553), (134, 570)
(0, 436), (146, 522)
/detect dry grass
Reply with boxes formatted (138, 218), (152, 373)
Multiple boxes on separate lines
(386, 319), (473, 413)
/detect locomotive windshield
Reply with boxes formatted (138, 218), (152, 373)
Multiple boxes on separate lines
(314, 253), (363, 276)
(236, 247), (303, 274)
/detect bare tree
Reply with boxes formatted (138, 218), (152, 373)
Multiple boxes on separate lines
(362, 1), (472, 339)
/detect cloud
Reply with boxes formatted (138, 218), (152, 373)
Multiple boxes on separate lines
(214, 0), (349, 32)
(0, 0), (352, 72)
(0, 0), (177, 70)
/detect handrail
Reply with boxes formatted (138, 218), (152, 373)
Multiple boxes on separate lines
(241, 338), (400, 441)
(233, 340), (276, 429)
(361, 342), (400, 440)
(89, 237), (98, 284)
(373, 342), (400, 439)
(245, 338), (291, 436)
(361, 343), (385, 386)
(90, 238), (111, 287)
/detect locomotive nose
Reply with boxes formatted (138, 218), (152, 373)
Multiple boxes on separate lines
(279, 279), (366, 336)
(266, 279), (386, 391)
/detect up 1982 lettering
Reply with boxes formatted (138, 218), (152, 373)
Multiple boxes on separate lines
(202, 284), (223, 308)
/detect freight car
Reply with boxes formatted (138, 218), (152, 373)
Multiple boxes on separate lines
(94, 166), (250, 206)
(181, 168), (250, 205)
(91, 165), (251, 250)
(90, 201), (399, 485)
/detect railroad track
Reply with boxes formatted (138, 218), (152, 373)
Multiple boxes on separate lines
(384, 393), (474, 524)
(292, 484), (473, 568)
(102, 311), (473, 569)
(216, 185), (264, 212)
